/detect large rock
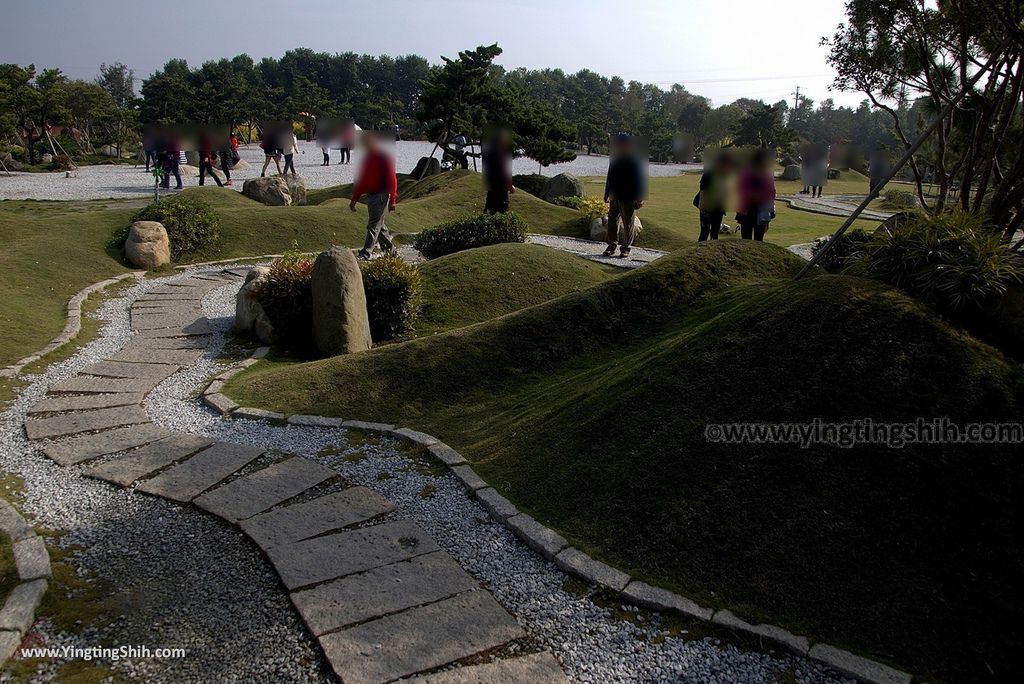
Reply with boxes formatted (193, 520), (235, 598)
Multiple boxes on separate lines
(177, 164), (199, 178)
(41, 153), (53, 164)
(311, 247), (372, 357)
(98, 144), (119, 157)
(242, 177), (292, 206)
(283, 175), (307, 206)
(589, 215), (643, 242)
(541, 173), (584, 202)
(125, 221), (170, 269)
(214, 156), (249, 171)
(233, 267), (275, 344)
(184, 150), (200, 167)
(781, 165), (802, 181)
(411, 156), (441, 179)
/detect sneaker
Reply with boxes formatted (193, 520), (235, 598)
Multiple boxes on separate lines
(619, 248), (631, 258)
(602, 246), (616, 257)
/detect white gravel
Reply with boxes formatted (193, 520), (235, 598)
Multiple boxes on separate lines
(0, 267), (851, 683)
(0, 141), (699, 201)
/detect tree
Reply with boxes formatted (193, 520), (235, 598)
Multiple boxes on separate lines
(96, 62), (135, 108)
(0, 65), (69, 164)
(733, 102), (794, 150)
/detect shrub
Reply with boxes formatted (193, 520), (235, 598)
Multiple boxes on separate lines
(359, 254), (422, 341)
(553, 195), (606, 221)
(512, 174), (548, 197)
(859, 211), (1021, 315)
(121, 195), (221, 259)
(811, 228), (873, 272)
(52, 154), (73, 172)
(882, 188), (919, 209)
(413, 212), (528, 259)
(253, 249), (315, 353)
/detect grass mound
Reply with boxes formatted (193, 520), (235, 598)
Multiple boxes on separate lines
(416, 243), (617, 336)
(228, 240), (1024, 681)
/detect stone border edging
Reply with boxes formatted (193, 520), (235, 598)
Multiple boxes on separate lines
(0, 272), (143, 379)
(206, 329), (913, 684)
(0, 499), (52, 666)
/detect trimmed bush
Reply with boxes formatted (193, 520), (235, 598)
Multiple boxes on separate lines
(858, 211), (1021, 314)
(253, 249), (315, 353)
(120, 195), (221, 259)
(811, 228), (873, 272)
(882, 188), (919, 209)
(413, 212), (528, 259)
(553, 195), (606, 221)
(359, 254), (423, 341)
(512, 174), (548, 197)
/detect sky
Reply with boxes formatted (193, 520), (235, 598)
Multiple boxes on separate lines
(2, 0), (865, 109)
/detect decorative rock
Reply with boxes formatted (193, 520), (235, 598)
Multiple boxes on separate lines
(808, 644), (912, 684)
(590, 214), (643, 243)
(507, 513), (567, 560)
(311, 247), (372, 357)
(0, 580), (48, 633)
(411, 156), (441, 179)
(781, 165), (802, 181)
(98, 144), (119, 157)
(233, 267), (275, 344)
(623, 581), (713, 621)
(13, 537), (51, 581)
(283, 175), (307, 205)
(125, 221), (170, 269)
(554, 548), (630, 592)
(475, 488), (518, 520)
(242, 177), (292, 206)
(712, 609), (809, 654)
(541, 173), (584, 202)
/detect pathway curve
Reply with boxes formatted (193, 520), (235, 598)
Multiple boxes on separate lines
(8, 267), (850, 683)
(778, 194), (892, 222)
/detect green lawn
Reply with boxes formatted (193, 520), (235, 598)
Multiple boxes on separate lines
(226, 240), (1024, 683)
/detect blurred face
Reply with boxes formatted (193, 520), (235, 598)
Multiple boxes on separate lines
(363, 132), (378, 152)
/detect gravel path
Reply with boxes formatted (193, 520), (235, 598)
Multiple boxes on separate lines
(1, 267), (850, 683)
(527, 235), (664, 268)
(0, 142), (699, 202)
(778, 194), (892, 222)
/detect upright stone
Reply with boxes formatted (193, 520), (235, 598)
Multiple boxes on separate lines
(125, 221), (170, 269)
(311, 247), (372, 356)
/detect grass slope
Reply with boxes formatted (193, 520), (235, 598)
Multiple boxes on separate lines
(415, 243), (618, 336)
(228, 241), (1024, 682)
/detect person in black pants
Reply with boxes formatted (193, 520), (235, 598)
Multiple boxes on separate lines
(482, 128), (514, 213)
(696, 152), (733, 241)
(603, 134), (647, 258)
(736, 148), (776, 241)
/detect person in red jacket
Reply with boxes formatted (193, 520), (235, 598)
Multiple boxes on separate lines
(350, 130), (398, 259)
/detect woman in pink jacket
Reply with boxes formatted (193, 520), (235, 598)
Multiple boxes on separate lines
(736, 147), (777, 241)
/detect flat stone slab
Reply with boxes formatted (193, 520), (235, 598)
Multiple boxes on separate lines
(406, 651), (568, 684)
(450, 465), (486, 492)
(291, 551), (478, 635)
(203, 393), (238, 416)
(27, 393), (144, 415)
(319, 590), (524, 684)
(48, 375), (159, 395)
(13, 537), (51, 580)
(133, 319), (211, 337)
(623, 581), (713, 621)
(428, 443), (466, 466)
(41, 423), (173, 466)
(0, 501), (34, 542)
(507, 513), (567, 560)
(142, 336), (210, 350)
(108, 347), (203, 365)
(266, 519), (439, 590)
(81, 360), (180, 381)
(288, 415), (344, 428)
(0, 630), (21, 664)
(136, 441), (264, 502)
(232, 407), (285, 422)
(194, 457), (336, 522)
(131, 312), (205, 330)
(24, 405), (150, 441)
(0, 579), (47, 633)
(84, 434), (215, 486)
(554, 548), (630, 592)
(475, 488), (517, 520)
(241, 487), (395, 550)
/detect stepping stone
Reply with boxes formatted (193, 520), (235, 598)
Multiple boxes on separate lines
(291, 551), (478, 635)
(266, 519), (439, 590)
(193, 456), (336, 522)
(41, 423), (173, 466)
(84, 433), (215, 486)
(24, 405), (150, 441)
(48, 375), (159, 395)
(144, 336), (210, 350)
(133, 319), (211, 337)
(28, 393), (144, 415)
(131, 312), (205, 330)
(241, 487), (395, 550)
(318, 590), (524, 684)
(108, 347), (203, 365)
(135, 441), (264, 502)
(406, 651), (569, 684)
(81, 360), (179, 381)
(135, 295), (203, 303)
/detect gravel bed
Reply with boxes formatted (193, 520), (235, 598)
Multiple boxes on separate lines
(1, 267), (850, 683)
(0, 141), (700, 201)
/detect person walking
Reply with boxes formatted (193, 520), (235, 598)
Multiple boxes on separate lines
(696, 151), (733, 241)
(281, 129), (299, 176)
(602, 134), (646, 258)
(350, 131), (398, 260)
(481, 129), (515, 213)
(260, 125), (283, 177)
(736, 148), (776, 241)
(158, 134), (183, 190)
(197, 132), (224, 187)
(218, 130), (237, 186)
(339, 119), (355, 165)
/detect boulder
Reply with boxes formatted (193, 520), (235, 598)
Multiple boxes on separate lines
(1, 158), (23, 172)
(233, 267), (275, 344)
(124, 221), (170, 269)
(242, 177), (292, 206)
(311, 246), (373, 356)
(781, 165), (802, 181)
(184, 150), (200, 167)
(827, 168), (841, 180)
(214, 156), (249, 171)
(41, 153), (53, 164)
(98, 144), (119, 157)
(283, 175), (307, 206)
(178, 164), (200, 178)
(541, 173), (584, 202)
(589, 214), (643, 242)
(411, 156), (441, 179)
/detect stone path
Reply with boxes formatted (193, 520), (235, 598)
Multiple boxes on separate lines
(21, 270), (568, 684)
(778, 194), (892, 222)
(526, 235), (665, 268)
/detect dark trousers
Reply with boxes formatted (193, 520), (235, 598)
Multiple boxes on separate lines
(485, 189), (510, 214)
(145, 150), (155, 171)
(699, 212), (723, 241)
(160, 160), (182, 188)
(607, 199), (638, 249)
(738, 214), (767, 241)
(198, 160), (222, 187)
(339, 148), (351, 164)
(322, 150), (330, 165)
(219, 150), (232, 180)
(283, 154), (296, 175)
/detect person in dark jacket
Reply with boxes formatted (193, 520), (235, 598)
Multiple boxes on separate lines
(603, 134), (647, 258)
(697, 151), (734, 241)
(197, 131), (224, 187)
(481, 128), (515, 213)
